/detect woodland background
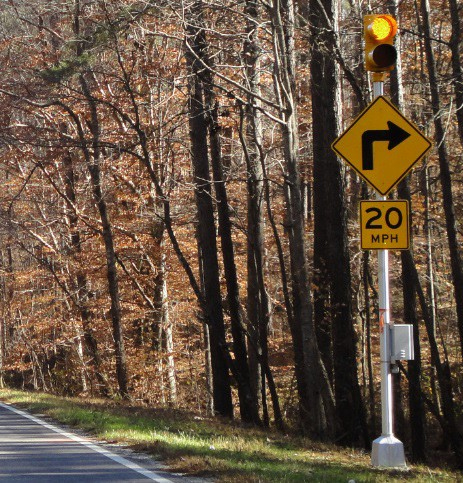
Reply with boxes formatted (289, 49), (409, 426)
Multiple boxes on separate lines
(0, 0), (462, 467)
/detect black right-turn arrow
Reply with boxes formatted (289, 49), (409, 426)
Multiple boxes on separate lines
(362, 121), (410, 170)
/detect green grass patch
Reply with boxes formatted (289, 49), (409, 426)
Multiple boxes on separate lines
(0, 388), (460, 482)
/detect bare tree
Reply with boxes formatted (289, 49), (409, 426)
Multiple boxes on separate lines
(268, 0), (335, 437)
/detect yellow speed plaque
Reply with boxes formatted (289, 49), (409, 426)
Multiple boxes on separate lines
(360, 200), (409, 250)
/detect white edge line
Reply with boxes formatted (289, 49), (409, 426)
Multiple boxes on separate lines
(0, 402), (175, 483)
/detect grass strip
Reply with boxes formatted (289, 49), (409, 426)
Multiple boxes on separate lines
(0, 388), (460, 482)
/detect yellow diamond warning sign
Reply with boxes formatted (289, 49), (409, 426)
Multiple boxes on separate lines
(360, 200), (409, 250)
(332, 96), (432, 195)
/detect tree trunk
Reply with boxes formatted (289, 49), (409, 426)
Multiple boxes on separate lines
(164, 304), (177, 406)
(238, 107), (284, 428)
(270, 0), (335, 438)
(388, 0), (426, 459)
(419, 7), (463, 463)
(202, 64), (260, 423)
(209, 106), (261, 424)
(309, 0), (367, 446)
(244, 0), (267, 425)
(420, 0), (463, 363)
(72, 0), (129, 399)
(422, 166), (441, 415)
(184, 1), (233, 418)
(62, 140), (109, 397)
(363, 250), (376, 437)
(152, 218), (177, 406)
(0, 222), (14, 390)
(399, 234), (426, 461)
(80, 81), (129, 399)
(402, 251), (463, 464)
(448, 0), (463, 146)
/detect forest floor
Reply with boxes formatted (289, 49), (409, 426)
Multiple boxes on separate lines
(0, 388), (461, 482)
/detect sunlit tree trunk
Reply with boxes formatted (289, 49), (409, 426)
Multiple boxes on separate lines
(422, 166), (440, 415)
(244, 0), (267, 424)
(152, 220), (177, 406)
(62, 145), (109, 397)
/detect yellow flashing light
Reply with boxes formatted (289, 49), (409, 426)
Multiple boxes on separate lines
(364, 14), (398, 72)
(368, 16), (397, 41)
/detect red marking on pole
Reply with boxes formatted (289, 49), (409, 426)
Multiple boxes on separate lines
(379, 309), (387, 333)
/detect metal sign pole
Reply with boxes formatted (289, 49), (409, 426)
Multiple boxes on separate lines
(332, 16), (430, 465)
(371, 78), (406, 467)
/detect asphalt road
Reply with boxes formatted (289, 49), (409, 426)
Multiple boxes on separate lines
(0, 402), (193, 482)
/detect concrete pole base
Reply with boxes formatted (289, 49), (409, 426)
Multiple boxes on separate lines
(371, 435), (406, 467)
